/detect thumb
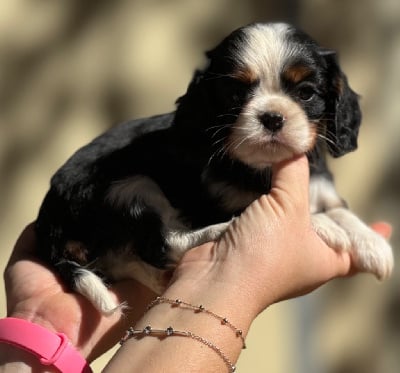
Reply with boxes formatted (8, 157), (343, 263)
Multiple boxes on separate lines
(271, 155), (310, 200)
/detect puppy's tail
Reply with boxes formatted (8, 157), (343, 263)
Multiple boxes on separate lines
(56, 261), (126, 315)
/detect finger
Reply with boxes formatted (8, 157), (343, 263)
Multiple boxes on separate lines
(7, 223), (37, 266)
(370, 222), (392, 239)
(332, 249), (353, 278)
(270, 155), (310, 201)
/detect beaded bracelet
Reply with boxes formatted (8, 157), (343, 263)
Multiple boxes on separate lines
(120, 325), (236, 373)
(147, 296), (246, 349)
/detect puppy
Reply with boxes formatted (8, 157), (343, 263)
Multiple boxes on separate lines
(35, 22), (393, 314)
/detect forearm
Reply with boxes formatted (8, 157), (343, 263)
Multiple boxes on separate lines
(104, 277), (261, 373)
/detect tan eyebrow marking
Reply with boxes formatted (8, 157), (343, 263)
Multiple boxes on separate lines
(283, 64), (314, 84)
(231, 66), (259, 84)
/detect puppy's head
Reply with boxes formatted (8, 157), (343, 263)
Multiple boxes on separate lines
(177, 23), (361, 168)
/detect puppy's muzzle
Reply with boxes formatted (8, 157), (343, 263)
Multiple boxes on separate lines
(258, 111), (286, 133)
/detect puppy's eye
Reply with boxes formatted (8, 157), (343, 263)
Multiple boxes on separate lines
(218, 76), (257, 103)
(297, 85), (316, 102)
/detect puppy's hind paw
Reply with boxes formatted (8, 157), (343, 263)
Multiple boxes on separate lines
(325, 207), (394, 280)
(350, 229), (394, 281)
(74, 267), (129, 316)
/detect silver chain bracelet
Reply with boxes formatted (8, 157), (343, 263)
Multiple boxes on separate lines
(120, 325), (236, 373)
(147, 296), (246, 349)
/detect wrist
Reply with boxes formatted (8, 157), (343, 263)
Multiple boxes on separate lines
(172, 242), (277, 319)
(151, 275), (263, 350)
(113, 282), (255, 373)
(8, 301), (100, 360)
(168, 263), (274, 325)
(0, 343), (56, 373)
(7, 310), (88, 358)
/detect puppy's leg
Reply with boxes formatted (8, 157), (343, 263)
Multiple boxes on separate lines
(309, 174), (393, 279)
(311, 212), (352, 252)
(102, 220), (232, 295)
(108, 174), (233, 264)
(309, 173), (352, 252)
(56, 260), (124, 315)
(106, 175), (180, 268)
(166, 220), (232, 262)
(311, 211), (393, 279)
(324, 207), (393, 280)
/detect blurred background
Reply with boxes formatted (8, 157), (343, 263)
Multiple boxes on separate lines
(1, 0), (399, 371)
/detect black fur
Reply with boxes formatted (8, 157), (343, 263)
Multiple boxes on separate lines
(35, 23), (361, 305)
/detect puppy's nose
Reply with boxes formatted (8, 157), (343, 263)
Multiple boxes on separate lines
(259, 112), (285, 132)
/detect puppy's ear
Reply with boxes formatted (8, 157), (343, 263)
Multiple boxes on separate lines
(322, 51), (362, 158)
(175, 58), (214, 128)
(176, 47), (223, 110)
(175, 68), (206, 105)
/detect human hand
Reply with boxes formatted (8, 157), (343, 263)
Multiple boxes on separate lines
(3, 224), (156, 362)
(170, 156), (391, 319)
(3, 157), (391, 366)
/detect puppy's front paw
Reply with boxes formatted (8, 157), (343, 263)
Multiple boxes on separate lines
(326, 208), (394, 280)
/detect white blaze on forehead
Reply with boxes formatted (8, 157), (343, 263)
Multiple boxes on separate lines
(238, 23), (296, 90)
(225, 24), (317, 168)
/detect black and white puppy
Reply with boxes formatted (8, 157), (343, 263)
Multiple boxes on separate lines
(35, 22), (393, 314)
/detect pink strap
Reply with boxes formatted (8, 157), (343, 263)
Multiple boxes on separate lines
(0, 318), (92, 373)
